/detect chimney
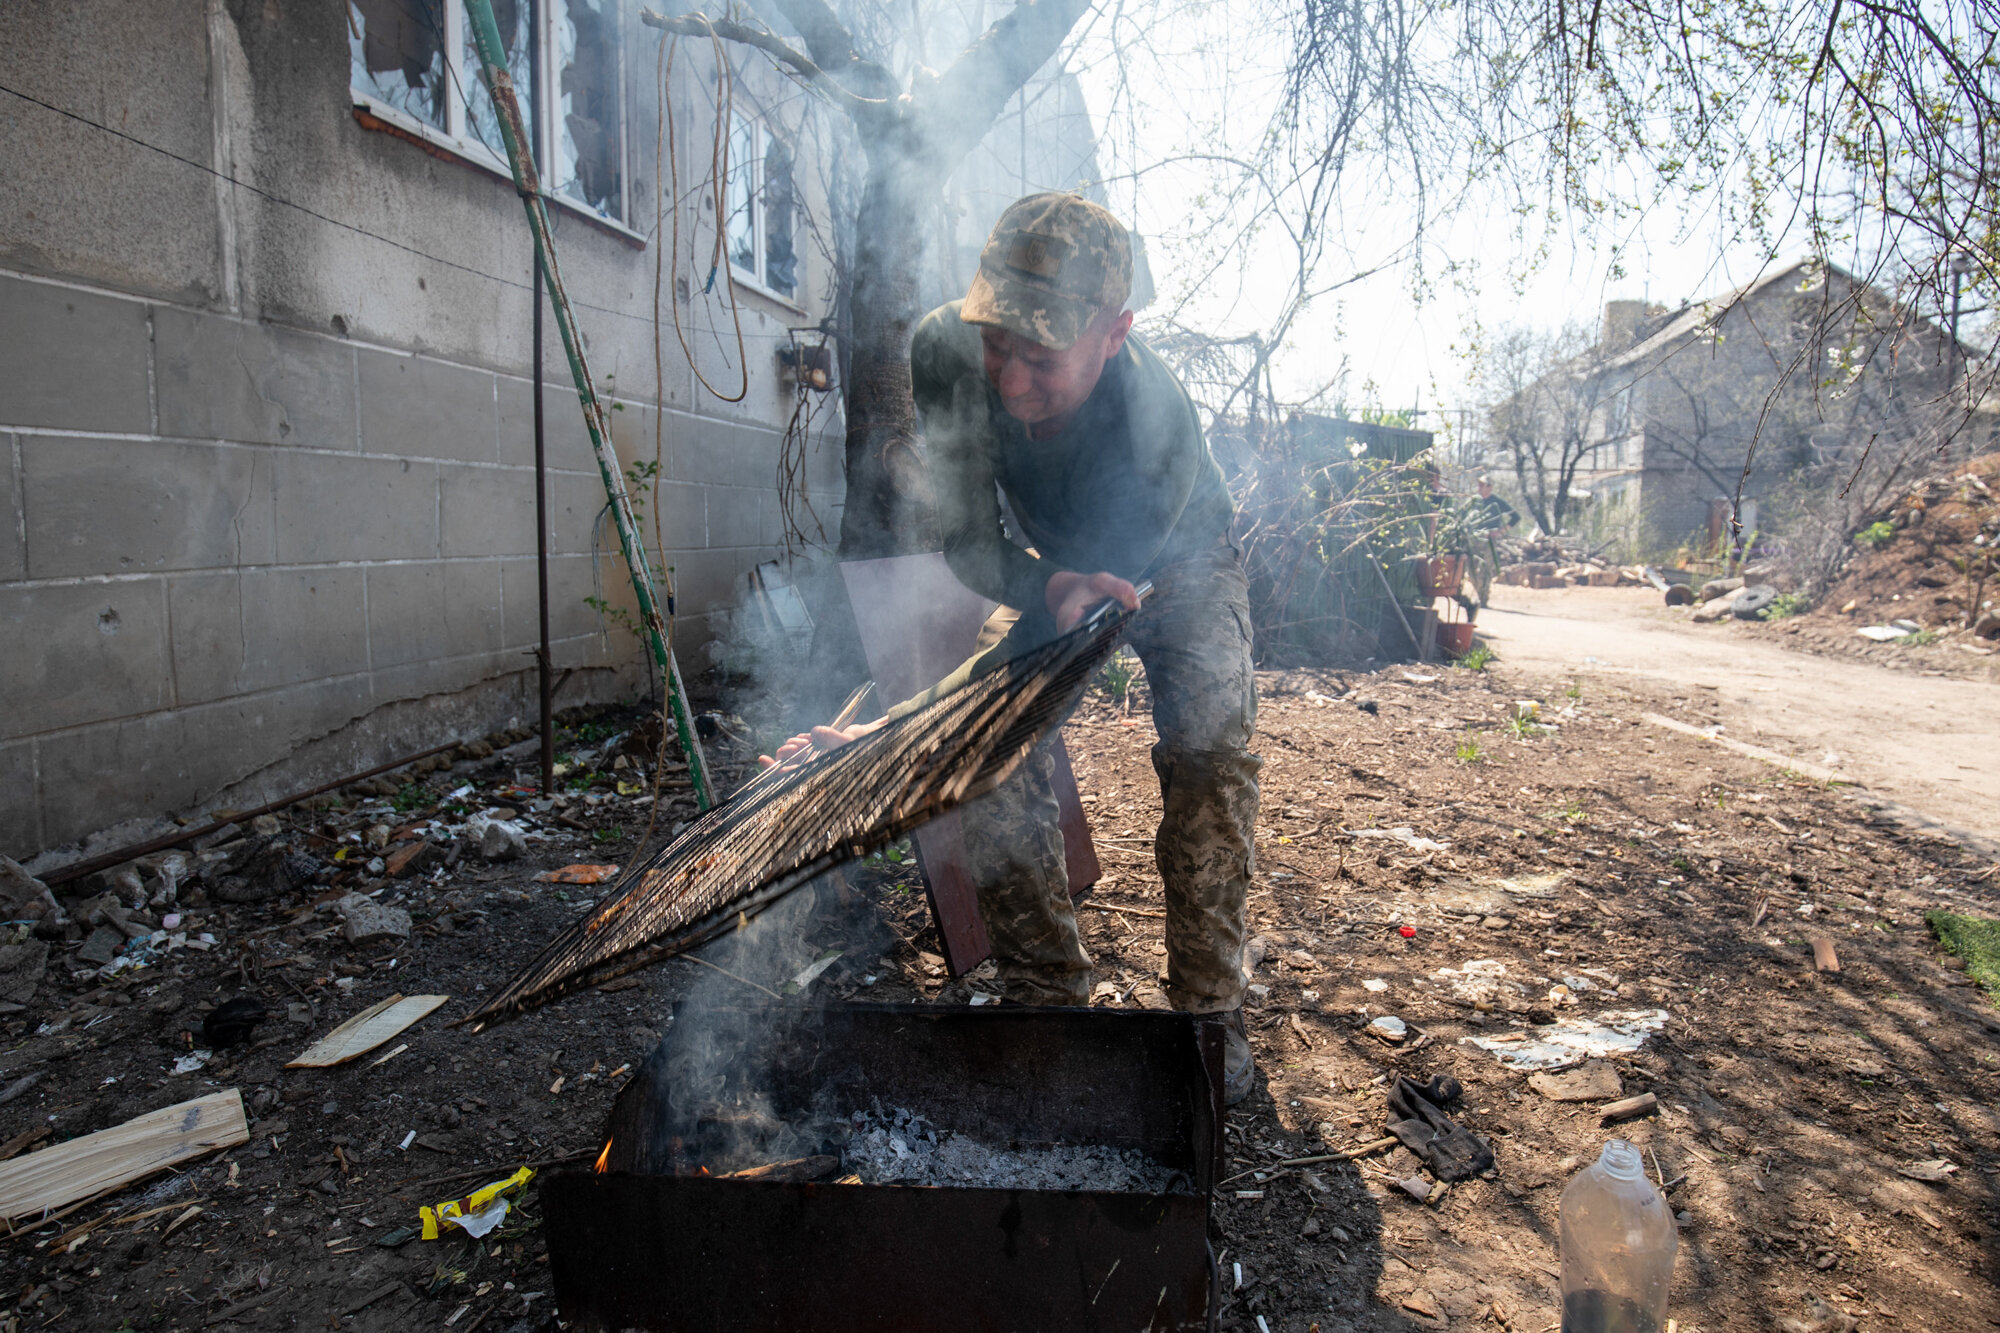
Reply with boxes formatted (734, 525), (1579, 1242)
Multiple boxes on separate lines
(1600, 299), (1645, 353)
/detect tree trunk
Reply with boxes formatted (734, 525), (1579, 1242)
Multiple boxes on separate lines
(836, 153), (943, 558)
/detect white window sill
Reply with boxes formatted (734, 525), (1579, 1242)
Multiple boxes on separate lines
(351, 93), (648, 247)
(726, 265), (807, 315)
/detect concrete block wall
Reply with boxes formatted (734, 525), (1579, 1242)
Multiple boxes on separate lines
(0, 270), (843, 857)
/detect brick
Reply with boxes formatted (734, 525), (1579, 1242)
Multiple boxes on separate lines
(439, 464), (537, 558)
(0, 580), (169, 740)
(0, 740), (37, 856)
(21, 435), (275, 578)
(0, 277), (151, 434)
(272, 451), (437, 563)
(674, 415), (780, 488)
(241, 567), (368, 690)
(154, 309), (357, 449)
(706, 486), (760, 548)
(358, 349), (498, 463)
(0, 435), (21, 583)
(496, 377), (594, 471)
(365, 559), (504, 668)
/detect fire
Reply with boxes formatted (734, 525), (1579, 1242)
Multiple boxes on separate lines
(594, 1138), (613, 1174)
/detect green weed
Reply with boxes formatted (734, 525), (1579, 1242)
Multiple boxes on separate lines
(1927, 909), (2000, 1005)
(1504, 713), (1546, 740)
(1760, 592), (1812, 620)
(1455, 739), (1484, 764)
(1855, 520), (1897, 549)
(1096, 648), (1138, 701)
(390, 782), (429, 813)
(1901, 628), (1942, 647)
(1455, 644), (1495, 671)
(1559, 800), (1589, 824)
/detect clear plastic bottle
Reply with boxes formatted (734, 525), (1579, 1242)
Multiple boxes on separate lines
(1559, 1138), (1677, 1333)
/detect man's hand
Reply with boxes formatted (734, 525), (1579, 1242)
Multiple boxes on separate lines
(756, 718), (886, 770)
(1045, 570), (1139, 633)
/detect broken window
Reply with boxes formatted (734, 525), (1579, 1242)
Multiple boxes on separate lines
(348, 0), (450, 132)
(347, 0), (622, 227)
(725, 114), (799, 300)
(462, 0), (534, 165)
(553, 0), (625, 222)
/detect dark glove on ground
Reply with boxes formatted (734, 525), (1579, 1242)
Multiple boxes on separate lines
(1386, 1073), (1494, 1182)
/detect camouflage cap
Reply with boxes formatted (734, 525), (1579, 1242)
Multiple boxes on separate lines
(961, 193), (1133, 351)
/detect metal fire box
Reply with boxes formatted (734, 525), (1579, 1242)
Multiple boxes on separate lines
(542, 1004), (1224, 1332)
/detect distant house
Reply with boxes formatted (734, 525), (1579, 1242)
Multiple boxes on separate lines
(1511, 260), (1984, 555)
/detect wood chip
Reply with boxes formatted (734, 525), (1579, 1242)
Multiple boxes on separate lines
(0, 1091), (248, 1223)
(1811, 936), (1841, 972)
(286, 994), (447, 1068)
(1599, 1092), (1659, 1124)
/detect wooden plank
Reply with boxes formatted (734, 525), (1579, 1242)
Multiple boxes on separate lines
(286, 993), (448, 1068)
(840, 554), (1104, 976)
(0, 1091), (247, 1223)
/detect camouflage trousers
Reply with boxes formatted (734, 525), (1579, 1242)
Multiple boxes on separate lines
(958, 543), (1261, 1012)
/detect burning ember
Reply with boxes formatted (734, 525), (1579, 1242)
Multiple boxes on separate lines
(594, 1139), (612, 1174)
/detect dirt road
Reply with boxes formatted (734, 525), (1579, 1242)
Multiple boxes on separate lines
(1478, 585), (2000, 842)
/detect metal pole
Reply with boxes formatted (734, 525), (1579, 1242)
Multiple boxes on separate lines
(467, 0), (715, 810)
(530, 0), (555, 798)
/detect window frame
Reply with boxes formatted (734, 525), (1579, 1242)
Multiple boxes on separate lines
(347, 0), (639, 240)
(724, 112), (804, 309)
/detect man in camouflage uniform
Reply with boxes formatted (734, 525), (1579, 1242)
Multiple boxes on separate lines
(910, 193), (1262, 1103)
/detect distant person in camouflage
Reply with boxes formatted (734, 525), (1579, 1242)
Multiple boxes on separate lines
(918, 193), (1261, 1103)
(1471, 476), (1520, 607)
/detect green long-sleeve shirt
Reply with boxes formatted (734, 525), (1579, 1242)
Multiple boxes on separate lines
(911, 301), (1235, 617)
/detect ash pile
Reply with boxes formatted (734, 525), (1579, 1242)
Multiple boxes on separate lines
(840, 1104), (1185, 1192)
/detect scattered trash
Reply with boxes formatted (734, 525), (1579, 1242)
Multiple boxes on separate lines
(787, 950), (843, 994)
(336, 893), (412, 946)
(1463, 1009), (1671, 1070)
(1349, 827), (1451, 854)
(420, 1166), (536, 1240)
(0, 1090), (248, 1222)
(1897, 1159), (1958, 1183)
(537, 864), (620, 885)
(1366, 1015), (1408, 1044)
(170, 1051), (212, 1076)
(1385, 1074), (1492, 1181)
(1362, 979), (1389, 993)
(287, 994), (448, 1068)
(1856, 622), (1921, 641)
(1398, 925), (1417, 939)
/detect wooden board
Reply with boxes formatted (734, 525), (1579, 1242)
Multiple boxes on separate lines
(286, 993), (448, 1068)
(840, 553), (1102, 976)
(0, 1090), (248, 1222)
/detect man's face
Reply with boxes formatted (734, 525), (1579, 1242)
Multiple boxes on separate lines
(979, 309), (1133, 429)
(1478, 482), (1494, 498)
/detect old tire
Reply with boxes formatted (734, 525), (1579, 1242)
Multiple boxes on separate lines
(1665, 585), (1695, 607)
(1732, 585), (1778, 619)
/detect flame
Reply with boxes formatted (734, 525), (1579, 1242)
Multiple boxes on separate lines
(594, 1138), (613, 1174)
(697, 1165), (710, 1176)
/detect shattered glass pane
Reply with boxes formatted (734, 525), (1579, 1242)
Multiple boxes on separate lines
(348, 0), (449, 131)
(762, 133), (798, 298)
(554, 0), (623, 220)
(726, 115), (758, 277)
(463, 0), (533, 163)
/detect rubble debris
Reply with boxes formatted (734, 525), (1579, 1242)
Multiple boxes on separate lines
(77, 926), (124, 966)
(0, 941), (48, 1004)
(1811, 937), (1841, 972)
(471, 814), (528, 861)
(0, 856), (58, 914)
(286, 993), (448, 1068)
(0, 1090), (248, 1222)
(200, 996), (268, 1048)
(337, 892), (412, 946)
(1896, 1159), (1958, 1183)
(1367, 1015), (1409, 1044)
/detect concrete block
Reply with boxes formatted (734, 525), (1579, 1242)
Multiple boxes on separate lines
(371, 648), (515, 707)
(240, 566), (368, 691)
(154, 309), (357, 449)
(651, 479), (707, 550)
(21, 435), (275, 578)
(0, 277), (152, 434)
(1, 436), (22, 583)
(166, 572), (244, 706)
(0, 581), (169, 740)
(548, 467), (614, 556)
(272, 451), (437, 563)
(365, 559), (504, 668)
(358, 349), (498, 464)
(496, 377), (594, 470)
(675, 415), (780, 488)
(32, 711), (193, 850)
(665, 546), (757, 617)
(706, 485), (760, 548)
(607, 403), (662, 474)
(0, 741), (37, 858)
(439, 464), (537, 558)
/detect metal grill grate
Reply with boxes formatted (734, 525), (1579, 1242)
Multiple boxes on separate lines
(464, 593), (1141, 1030)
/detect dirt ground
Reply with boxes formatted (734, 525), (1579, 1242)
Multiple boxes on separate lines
(3, 635), (1998, 1333)
(1478, 584), (2000, 844)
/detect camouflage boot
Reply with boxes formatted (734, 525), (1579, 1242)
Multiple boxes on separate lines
(959, 745), (1093, 1005)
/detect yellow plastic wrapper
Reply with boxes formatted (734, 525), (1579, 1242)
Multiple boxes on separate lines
(419, 1166), (535, 1240)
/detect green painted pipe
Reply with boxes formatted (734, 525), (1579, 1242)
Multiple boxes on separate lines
(465, 0), (713, 811)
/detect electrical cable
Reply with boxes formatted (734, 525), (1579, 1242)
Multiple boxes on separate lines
(658, 23), (751, 403)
